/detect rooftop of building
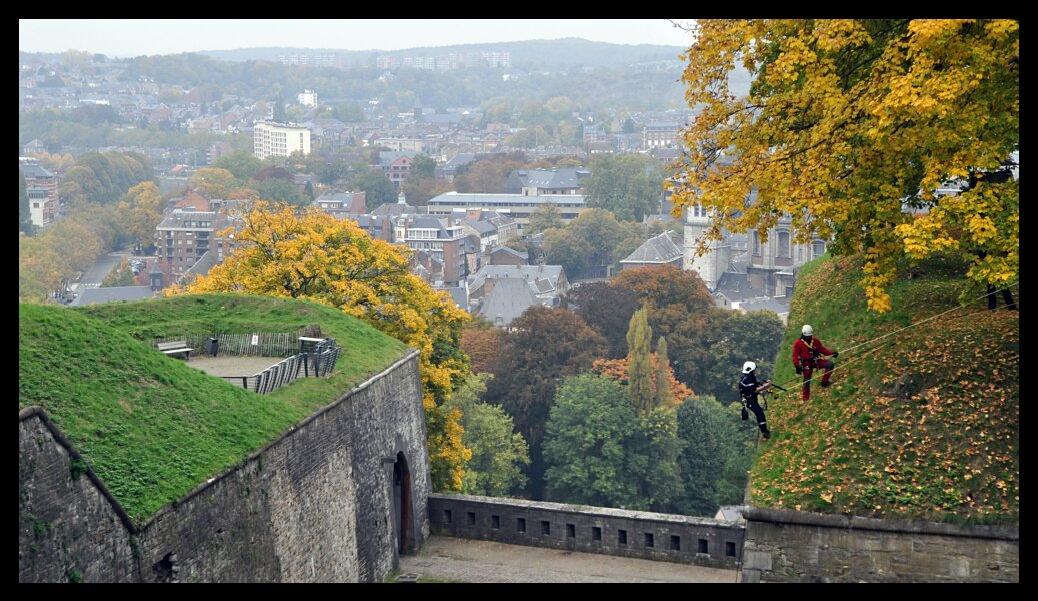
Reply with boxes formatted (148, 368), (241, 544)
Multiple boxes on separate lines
(428, 191), (586, 206)
(620, 231), (683, 264)
(477, 277), (542, 327)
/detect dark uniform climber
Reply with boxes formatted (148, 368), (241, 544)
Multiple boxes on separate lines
(792, 324), (838, 401)
(739, 361), (772, 439)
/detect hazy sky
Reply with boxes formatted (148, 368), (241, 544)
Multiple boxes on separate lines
(19, 19), (696, 57)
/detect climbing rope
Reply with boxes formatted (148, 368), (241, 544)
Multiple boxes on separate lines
(831, 281), (1019, 358)
(766, 298), (1019, 409)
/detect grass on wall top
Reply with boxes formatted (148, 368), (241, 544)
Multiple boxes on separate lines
(20, 294), (409, 523)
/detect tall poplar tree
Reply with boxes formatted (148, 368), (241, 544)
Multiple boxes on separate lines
(655, 336), (673, 408)
(626, 306), (654, 415)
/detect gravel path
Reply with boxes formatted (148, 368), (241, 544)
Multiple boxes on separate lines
(186, 356), (284, 377)
(397, 536), (739, 583)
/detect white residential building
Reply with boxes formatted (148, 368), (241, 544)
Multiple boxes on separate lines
(253, 121), (311, 159)
(298, 90), (317, 107)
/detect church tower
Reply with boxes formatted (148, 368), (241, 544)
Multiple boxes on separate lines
(683, 203), (729, 291)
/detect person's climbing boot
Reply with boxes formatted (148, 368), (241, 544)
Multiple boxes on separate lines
(762, 431), (771, 440)
(820, 380), (831, 388)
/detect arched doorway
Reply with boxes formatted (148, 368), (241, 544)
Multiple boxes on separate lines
(393, 452), (414, 555)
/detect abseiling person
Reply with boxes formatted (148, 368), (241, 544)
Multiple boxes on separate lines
(739, 361), (772, 440)
(791, 324), (838, 401)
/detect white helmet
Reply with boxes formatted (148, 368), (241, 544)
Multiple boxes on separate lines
(802, 324), (814, 337)
(742, 361), (757, 374)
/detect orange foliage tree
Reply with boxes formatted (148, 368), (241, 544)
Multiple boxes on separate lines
(591, 355), (693, 409)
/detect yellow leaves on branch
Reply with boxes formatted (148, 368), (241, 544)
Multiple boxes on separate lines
(673, 19), (1019, 313)
(174, 202), (473, 490)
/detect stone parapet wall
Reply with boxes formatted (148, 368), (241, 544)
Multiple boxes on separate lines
(429, 493), (745, 570)
(740, 507), (1019, 583)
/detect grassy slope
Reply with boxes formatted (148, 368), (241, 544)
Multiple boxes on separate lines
(750, 255), (1018, 525)
(20, 294), (408, 523)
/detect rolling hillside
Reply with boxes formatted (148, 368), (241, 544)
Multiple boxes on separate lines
(749, 255), (1018, 525)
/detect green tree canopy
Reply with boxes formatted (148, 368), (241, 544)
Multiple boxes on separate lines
(527, 203), (564, 235)
(585, 154), (664, 221)
(447, 374), (530, 497)
(484, 307), (607, 499)
(213, 150), (265, 181)
(674, 396), (736, 516)
(543, 375), (639, 507)
(349, 167), (397, 210)
(626, 306), (655, 415)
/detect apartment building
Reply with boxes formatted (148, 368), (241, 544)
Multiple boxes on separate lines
(155, 209), (229, 276)
(253, 121), (311, 159)
(643, 123), (681, 149)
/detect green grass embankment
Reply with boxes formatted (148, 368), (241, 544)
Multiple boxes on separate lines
(20, 294), (408, 523)
(750, 255), (1018, 525)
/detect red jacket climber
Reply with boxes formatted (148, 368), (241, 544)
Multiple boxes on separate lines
(792, 324), (838, 400)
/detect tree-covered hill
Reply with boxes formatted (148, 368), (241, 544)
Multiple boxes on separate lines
(750, 255), (1018, 525)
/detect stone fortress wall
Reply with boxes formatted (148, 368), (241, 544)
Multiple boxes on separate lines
(19, 351), (429, 583)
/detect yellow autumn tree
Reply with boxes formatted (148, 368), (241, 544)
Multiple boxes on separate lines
(173, 202), (472, 490)
(673, 19), (1019, 312)
(188, 167), (237, 199)
(117, 181), (165, 251)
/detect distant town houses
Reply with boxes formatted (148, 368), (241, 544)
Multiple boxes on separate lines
(313, 191), (367, 217)
(155, 209), (229, 276)
(393, 215), (469, 287)
(374, 137), (438, 154)
(642, 123), (682, 149)
(468, 264), (570, 307)
(376, 150), (417, 190)
(486, 245), (529, 266)
(682, 195), (828, 322)
(457, 208), (518, 252)
(375, 51), (511, 71)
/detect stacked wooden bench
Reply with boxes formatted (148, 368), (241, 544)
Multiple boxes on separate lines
(157, 340), (193, 360)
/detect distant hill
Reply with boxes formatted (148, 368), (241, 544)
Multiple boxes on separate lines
(199, 38), (687, 69)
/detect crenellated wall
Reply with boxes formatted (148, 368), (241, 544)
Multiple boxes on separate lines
(19, 350), (430, 583)
(428, 493), (745, 570)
